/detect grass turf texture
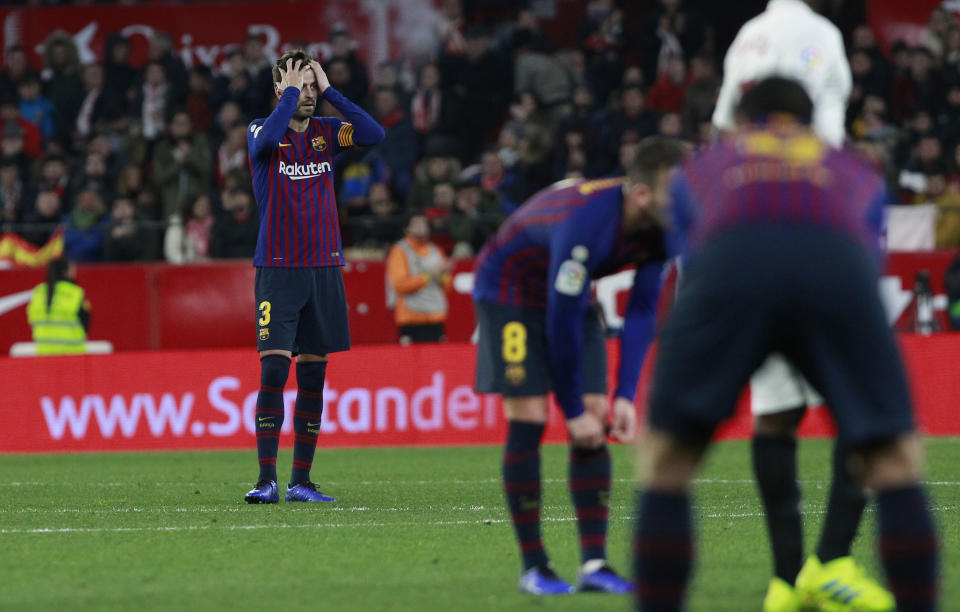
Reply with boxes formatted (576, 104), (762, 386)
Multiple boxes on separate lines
(1, 439), (958, 611)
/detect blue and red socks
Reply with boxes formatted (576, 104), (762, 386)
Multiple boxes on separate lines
(876, 485), (939, 612)
(255, 354), (290, 482)
(569, 444), (612, 564)
(290, 360), (327, 485)
(503, 420), (547, 570)
(634, 490), (693, 612)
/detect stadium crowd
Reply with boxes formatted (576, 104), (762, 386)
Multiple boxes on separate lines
(2, 0), (960, 263)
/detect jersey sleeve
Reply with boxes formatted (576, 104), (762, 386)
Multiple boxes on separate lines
(546, 206), (618, 419)
(666, 172), (697, 259)
(320, 86), (385, 150)
(613, 262), (664, 401)
(813, 27), (853, 148)
(248, 86), (300, 158)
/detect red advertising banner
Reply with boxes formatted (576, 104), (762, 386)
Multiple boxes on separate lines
(867, 0), (951, 51)
(0, 252), (956, 354)
(0, 0), (444, 72)
(2, 336), (959, 454)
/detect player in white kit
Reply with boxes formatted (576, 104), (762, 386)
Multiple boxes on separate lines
(713, 2), (894, 611)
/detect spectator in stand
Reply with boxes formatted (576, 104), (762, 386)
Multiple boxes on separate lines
(554, 124), (595, 179)
(39, 155), (69, 197)
(646, 55), (689, 113)
(597, 85), (658, 173)
(148, 31), (188, 106)
(327, 26), (370, 102)
(0, 157), (26, 226)
(73, 63), (107, 140)
(353, 182), (404, 250)
(153, 111), (212, 220)
(437, 25), (512, 163)
(211, 188), (258, 259)
(658, 111), (684, 137)
(682, 53), (719, 143)
(0, 45), (36, 96)
(211, 50), (262, 118)
(0, 122), (32, 175)
(410, 63), (457, 146)
(217, 124), (248, 186)
(62, 188), (109, 262)
(890, 46), (941, 122)
(479, 148), (517, 215)
(103, 34), (138, 116)
(138, 61), (171, 142)
(185, 65), (215, 134)
(372, 86), (418, 199)
(164, 193), (215, 264)
(386, 212), (453, 344)
(18, 73), (56, 140)
(581, 3), (627, 107)
(449, 180), (501, 256)
(67, 151), (112, 208)
(41, 30), (82, 142)
(102, 196), (157, 262)
(0, 93), (42, 159)
(641, 0), (707, 82)
(407, 135), (461, 210)
(559, 84), (600, 135)
(513, 28), (573, 122)
(241, 32), (274, 115)
(21, 188), (62, 247)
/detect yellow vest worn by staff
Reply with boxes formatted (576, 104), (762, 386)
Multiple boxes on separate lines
(26, 280), (87, 355)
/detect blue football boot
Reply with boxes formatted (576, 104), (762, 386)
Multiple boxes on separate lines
(285, 481), (336, 502)
(244, 479), (279, 504)
(518, 565), (575, 595)
(577, 561), (633, 593)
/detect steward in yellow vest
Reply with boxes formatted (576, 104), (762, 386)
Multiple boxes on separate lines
(26, 258), (90, 355)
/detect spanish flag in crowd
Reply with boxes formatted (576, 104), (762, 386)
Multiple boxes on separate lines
(0, 231), (64, 267)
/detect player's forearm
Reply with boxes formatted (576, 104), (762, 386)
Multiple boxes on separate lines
(321, 87), (385, 145)
(251, 87), (299, 155)
(614, 264), (662, 400)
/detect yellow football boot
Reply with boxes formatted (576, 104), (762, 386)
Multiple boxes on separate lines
(795, 556), (895, 612)
(763, 577), (801, 612)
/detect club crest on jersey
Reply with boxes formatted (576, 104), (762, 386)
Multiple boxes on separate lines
(259, 328), (269, 341)
(505, 364), (526, 386)
(312, 135), (327, 152)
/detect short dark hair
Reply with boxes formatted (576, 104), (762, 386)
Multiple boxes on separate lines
(272, 48), (315, 85)
(627, 136), (688, 188)
(737, 77), (814, 124)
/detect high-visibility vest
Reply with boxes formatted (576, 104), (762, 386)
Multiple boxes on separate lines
(26, 281), (87, 355)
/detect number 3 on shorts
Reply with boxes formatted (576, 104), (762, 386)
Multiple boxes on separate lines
(502, 321), (527, 363)
(258, 301), (271, 326)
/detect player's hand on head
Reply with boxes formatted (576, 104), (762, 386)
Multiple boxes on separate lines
(278, 58), (307, 92)
(610, 397), (637, 443)
(309, 60), (331, 93)
(567, 411), (605, 449)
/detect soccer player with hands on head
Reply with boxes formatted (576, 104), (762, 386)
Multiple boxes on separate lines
(243, 50), (384, 505)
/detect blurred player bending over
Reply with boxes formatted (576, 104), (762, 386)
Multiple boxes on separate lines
(634, 78), (939, 612)
(472, 138), (688, 595)
(712, 3), (892, 610)
(244, 51), (384, 504)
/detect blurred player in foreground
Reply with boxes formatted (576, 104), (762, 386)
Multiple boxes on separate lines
(634, 78), (939, 612)
(473, 138), (688, 595)
(244, 50), (384, 504)
(712, 3), (892, 610)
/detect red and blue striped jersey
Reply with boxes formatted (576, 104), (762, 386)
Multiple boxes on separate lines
(474, 177), (666, 417)
(668, 128), (887, 262)
(248, 86), (384, 268)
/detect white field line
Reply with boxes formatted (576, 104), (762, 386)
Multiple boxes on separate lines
(4, 478), (960, 487)
(2, 506), (956, 536)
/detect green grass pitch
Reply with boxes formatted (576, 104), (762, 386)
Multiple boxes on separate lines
(1, 438), (958, 611)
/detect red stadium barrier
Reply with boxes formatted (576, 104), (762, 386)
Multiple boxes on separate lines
(1, 336), (958, 454)
(0, 252), (955, 354)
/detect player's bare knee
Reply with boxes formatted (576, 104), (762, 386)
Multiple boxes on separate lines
(637, 429), (705, 493)
(260, 349), (292, 359)
(296, 353), (328, 363)
(504, 396), (549, 424)
(753, 407), (805, 437)
(855, 433), (924, 491)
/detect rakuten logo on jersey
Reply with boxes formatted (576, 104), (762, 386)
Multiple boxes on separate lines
(278, 160), (331, 181)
